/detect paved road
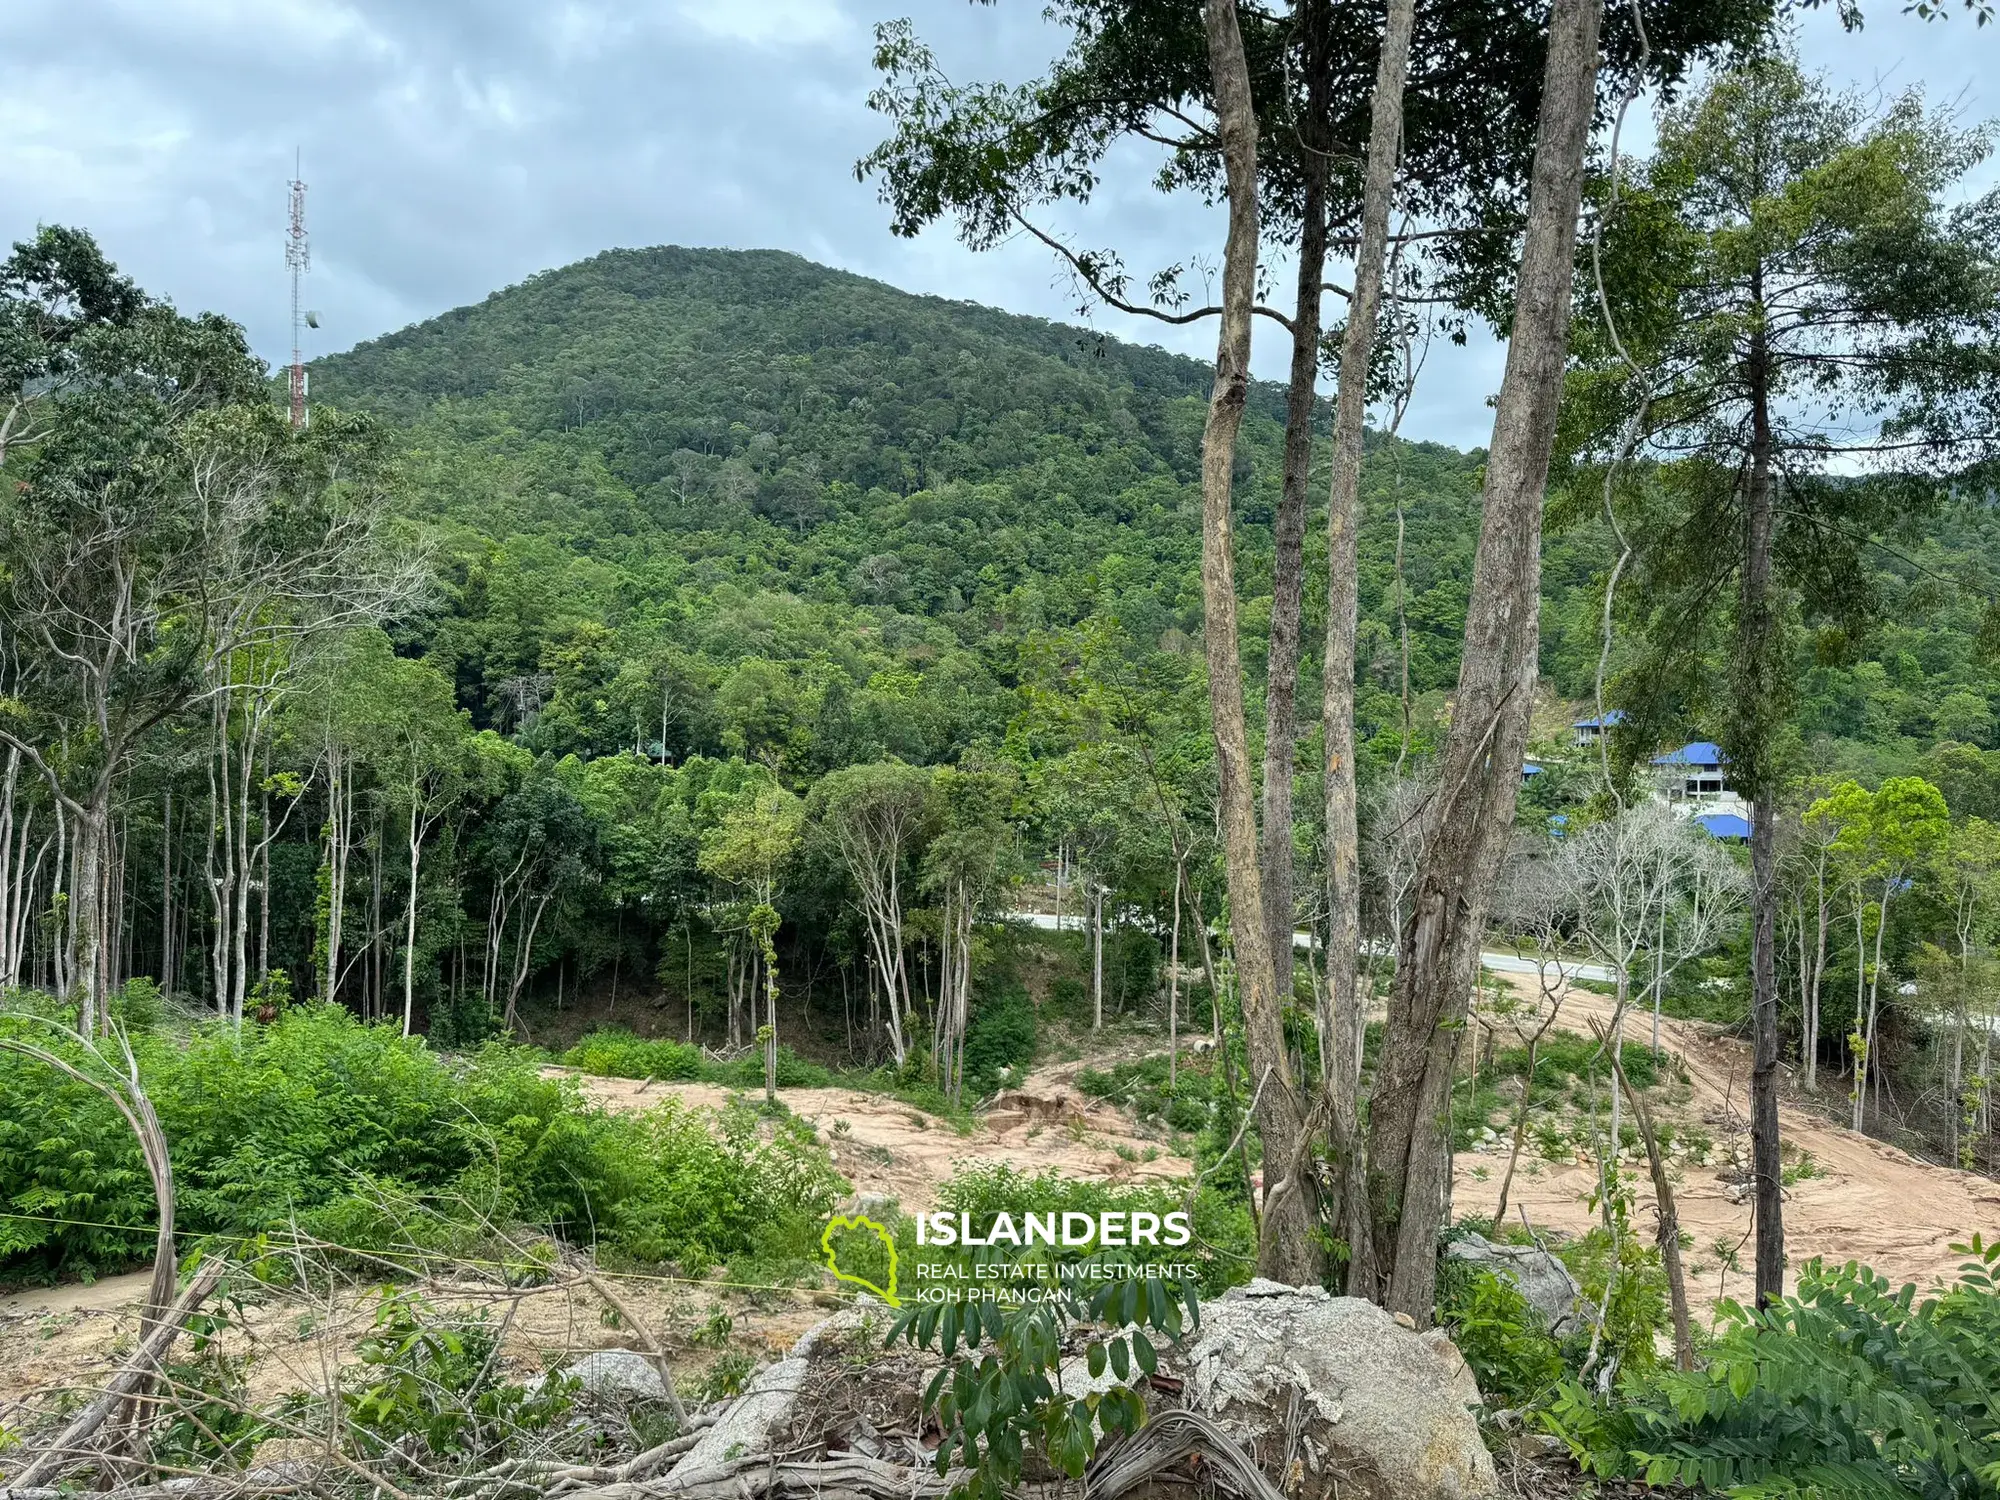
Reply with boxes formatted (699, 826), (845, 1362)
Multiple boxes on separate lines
(1006, 909), (1617, 985)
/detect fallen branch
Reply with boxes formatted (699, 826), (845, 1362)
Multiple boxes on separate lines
(577, 1261), (692, 1428)
(557, 1451), (969, 1500)
(1087, 1410), (1288, 1500)
(7, 1259), (226, 1489)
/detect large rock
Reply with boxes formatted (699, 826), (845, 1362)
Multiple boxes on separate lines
(1445, 1232), (1586, 1338)
(677, 1357), (810, 1469)
(557, 1348), (673, 1403)
(1180, 1280), (1498, 1500)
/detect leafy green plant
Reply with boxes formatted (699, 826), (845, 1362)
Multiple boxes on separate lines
(346, 1291), (576, 1461)
(892, 1245), (1194, 1500)
(1435, 1262), (1567, 1410)
(1546, 1238), (2000, 1498)
(696, 1350), (755, 1402)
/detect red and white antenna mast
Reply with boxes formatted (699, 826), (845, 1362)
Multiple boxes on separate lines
(286, 151), (310, 428)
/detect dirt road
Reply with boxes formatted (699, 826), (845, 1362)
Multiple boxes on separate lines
(1459, 976), (2000, 1316)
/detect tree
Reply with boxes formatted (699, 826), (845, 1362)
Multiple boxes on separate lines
(700, 781), (804, 1103)
(924, 757), (1020, 1104)
(367, 656), (471, 1036)
(0, 230), (417, 1032)
(1361, 0), (1603, 1321)
(484, 763), (598, 1035)
(810, 761), (932, 1065)
(1936, 817), (2000, 1163)
(1808, 776), (1949, 1132)
(1577, 52), (2000, 1306)
(1191, 0), (1320, 1285)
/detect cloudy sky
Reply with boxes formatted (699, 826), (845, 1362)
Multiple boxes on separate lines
(2, 0), (1991, 450)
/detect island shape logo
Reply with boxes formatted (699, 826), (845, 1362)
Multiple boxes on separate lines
(820, 1214), (900, 1306)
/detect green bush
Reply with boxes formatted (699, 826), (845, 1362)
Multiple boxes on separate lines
(0, 1004), (847, 1283)
(1435, 1260), (1567, 1409)
(563, 1029), (704, 1081)
(1547, 1240), (2000, 1499)
(961, 984), (1037, 1095)
(563, 1028), (831, 1090)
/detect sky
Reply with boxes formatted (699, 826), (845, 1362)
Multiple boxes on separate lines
(1, 0), (1992, 451)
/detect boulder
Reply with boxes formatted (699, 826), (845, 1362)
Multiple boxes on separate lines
(553, 1348), (672, 1403)
(1445, 1232), (1586, 1338)
(677, 1356), (809, 1469)
(1179, 1280), (1498, 1500)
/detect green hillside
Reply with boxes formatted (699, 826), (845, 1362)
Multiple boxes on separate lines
(312, 245), (1490, 773)
(317, 245), (2000, 797)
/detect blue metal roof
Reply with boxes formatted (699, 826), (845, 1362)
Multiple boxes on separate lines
(1572, 709), (1626, 728)
(1697, 812), (1750, 840)
(1653, 741), (1727, 767)
(1522, 761), (1544, 776)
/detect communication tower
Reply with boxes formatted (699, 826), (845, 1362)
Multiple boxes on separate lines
(286, 153), (310, 428)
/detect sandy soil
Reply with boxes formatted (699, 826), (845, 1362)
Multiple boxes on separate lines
(1457, 974), (2000, 1315)
(554, 1068), (1194, 1210)
(0, 1069), (1193, 1419)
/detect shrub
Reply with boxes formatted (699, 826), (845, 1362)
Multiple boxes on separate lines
(0, 1004), (847, 1283)
(961, 984), (1037, 1095)
(563, 1030), (704, 1081)
(1435, 1260), (1567, 1409)
(1546, 1240), (2000, 1499)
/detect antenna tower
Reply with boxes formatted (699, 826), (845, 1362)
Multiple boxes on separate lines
(286, 153), (310, 428)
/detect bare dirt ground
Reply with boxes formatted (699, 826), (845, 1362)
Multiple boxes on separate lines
(1459, 972), (2000, 1317)
(0, 1069), (1192, 1419)
(11, 994), (1997, 1415)
(554, 1068), (1194, 1209)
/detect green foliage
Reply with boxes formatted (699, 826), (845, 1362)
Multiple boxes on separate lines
(1434, 1261), (1567, 1410)
(960, 985), (1036, 1096)
(890, 1212), (1200, 1500)
(564, 1030), (705, 1081)
(1546, 1239), (2000, 1499)
(346, 1290), (577, 1460)
(0, 1005), (846, 1282)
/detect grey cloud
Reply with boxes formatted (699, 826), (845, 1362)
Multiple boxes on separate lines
(1, 1), (1989, 454)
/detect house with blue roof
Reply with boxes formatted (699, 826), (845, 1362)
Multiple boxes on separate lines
(1651, 740), (1751, 829)
(1571, 709), (1625, 749)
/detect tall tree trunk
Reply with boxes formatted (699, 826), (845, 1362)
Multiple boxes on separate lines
(159, 790), (174, 997)
(1199, 0), (1320, 1286)
(1092, 882), (1105, 1030)
(1742, 298), (1787, 1307)
(1169, 859), (1183, 1091)
(403, 791), (422, 1036)
(1319, 0), (1417, 1297)
(1361, 0), (1603, 1322)
(69, 791), (110, 1035)
(1259, 0), (1335, 996)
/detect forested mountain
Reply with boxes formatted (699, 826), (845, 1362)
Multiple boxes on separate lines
(319, 244), (2000, 793)
(311, 246), (1491, 775)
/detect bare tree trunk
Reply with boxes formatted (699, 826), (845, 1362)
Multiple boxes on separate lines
(1199, 0), (1320, 1286)
(1362, 0), (1603, 1321)
(71, 797), (107, 1034)
(1092, 881), (1105, 1031)
(1613, 1045), (1693, 1370)
(1491, 1033), (1539, 1230)
(1319, 0), (1417, 1298)
(159, 790), (174, 996)
(1743, 303), (1786, 1308)
(1169, 860), (1183, 1091)
(1259, 0), (1335, 997)
(403, 791), (422, 1036)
